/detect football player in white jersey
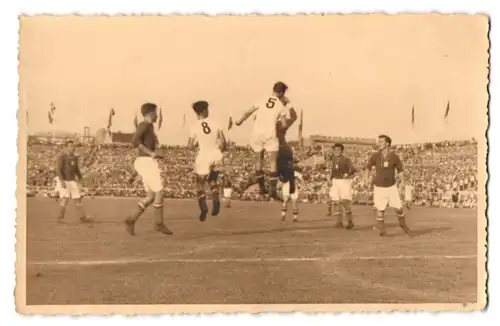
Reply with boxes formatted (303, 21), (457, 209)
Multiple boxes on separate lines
(233, 81), (295, 199)
(188, 101), (227, 221)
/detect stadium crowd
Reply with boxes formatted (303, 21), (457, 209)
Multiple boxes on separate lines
(26, 138), (478, 208)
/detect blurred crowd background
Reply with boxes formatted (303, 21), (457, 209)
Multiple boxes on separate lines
(26, 139), (478, 209)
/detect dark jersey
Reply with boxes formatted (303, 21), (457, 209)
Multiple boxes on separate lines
(277, 144), (295, 183)
(132, 121), (158, 156)
(330, 155), (356, 179)
(367, 151), (403, 187)
(56, 153), (82, 182)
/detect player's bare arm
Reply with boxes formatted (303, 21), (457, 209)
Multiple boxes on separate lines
(282, 106), (298, 130)
(56, 154), (66, 188)
(187, 136), (198, 150)
(235, 105), (259, 126)
(217, 129), (228, 152)
(74, 159), (83, 182)
(394, 154), (405, 185)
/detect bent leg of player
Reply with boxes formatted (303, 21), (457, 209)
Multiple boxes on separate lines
(125, 190), (155, 235)
(281, 181), (290, 221)
(223, 187), (232, 208)
(389, 186), (413, 237)
(128, 157), (173, 235)
(327, 197), (333, 216)
(373, 186), (389, 236)
(208, 167), (221, 216)
(329, 180), (343, 228)
(67, 181), (91, 223)
(290, 180), (299, 222)
(340, 179), (354, 229)
(56, 180), (69, 222)
(254, 150), (266, 195)
(195, 154), (210, 221)
(266, 138), (280, 199)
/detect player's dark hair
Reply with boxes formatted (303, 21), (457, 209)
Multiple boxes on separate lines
(192, 101), (209, 114)
(141, 103), (158, 117)
(333, 143), (344, 151)
(273, 81), (288, 94)
(378, 134), (392, 146)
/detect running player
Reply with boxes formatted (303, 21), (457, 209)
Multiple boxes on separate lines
(364, 135), (412, 237)
(233, 81), (295, 199)
(188, 100), (227, 221)
(54, 140), (92, 223)
(125, 103), (173, 236)
(327, 143), (356, 229)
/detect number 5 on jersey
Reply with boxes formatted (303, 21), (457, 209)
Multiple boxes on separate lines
(202, 121), (211, 134)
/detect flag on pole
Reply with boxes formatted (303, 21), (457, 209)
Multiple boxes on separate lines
(107, 108), (115, 129)
(133, 113), (139, 129)
(158, 107), (163, 129)
(228, 116), (233, 131)
(411, 105), (415, 127)
(182, 113), (186, 129)
(444, 101), (450, 119)
(299, 109), (303, 134)
(48, 102), (56, 124)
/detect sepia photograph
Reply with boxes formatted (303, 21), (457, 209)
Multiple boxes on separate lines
(16, 14), (488, 314)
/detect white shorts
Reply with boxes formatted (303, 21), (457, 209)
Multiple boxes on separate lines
(329, 179), (352, 201)
(223, 188), (233, 198)
(374, 185), (403, 211)
(251, 135), (279, 153)
(282, 181), (299, 200)
(134, 156), (164, 193)
(195, 150), (223, 176)
(56, 180), (82, 199)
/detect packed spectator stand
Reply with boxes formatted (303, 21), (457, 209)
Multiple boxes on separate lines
(27, 138), (478, 208)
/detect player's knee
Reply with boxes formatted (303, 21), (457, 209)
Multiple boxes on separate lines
(395, 208), (405, 217)
(59, 197), (69, 207)
(153, 190), (165, 207)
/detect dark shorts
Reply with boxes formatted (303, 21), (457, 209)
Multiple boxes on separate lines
(277, 146), (295, 194)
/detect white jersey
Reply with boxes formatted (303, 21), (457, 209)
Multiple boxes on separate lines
(189, 117), (222, 153)
(251, 96), (291, 139)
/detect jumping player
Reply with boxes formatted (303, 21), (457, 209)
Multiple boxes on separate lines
(364, 135), (412, 237)
(54, 140), (92, 223)
(125, 103), (173, 236)
(276, 108), (299, 221)
(188, 100), (227, 221)
(233, 81), (295, 199)
(327, 143), (356, 229)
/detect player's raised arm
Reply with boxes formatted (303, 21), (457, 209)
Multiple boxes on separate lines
(217, 128), (228, 152)
(234, 105), (259, 126)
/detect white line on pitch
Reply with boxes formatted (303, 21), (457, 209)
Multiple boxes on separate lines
(27, 254), (477, 266)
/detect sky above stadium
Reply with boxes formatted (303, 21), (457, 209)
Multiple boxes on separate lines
(19, 15), (488, 145)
